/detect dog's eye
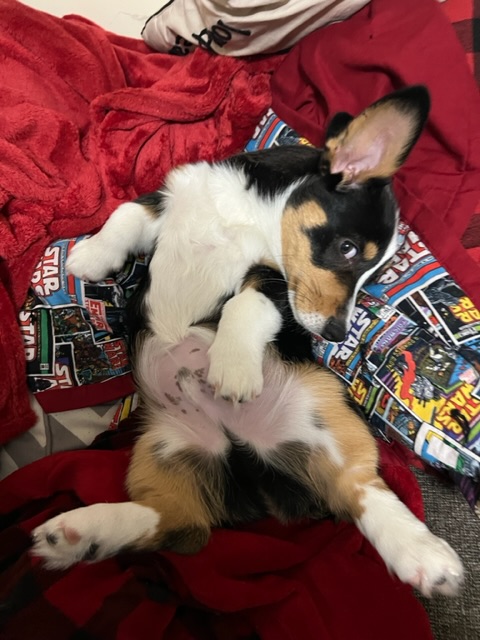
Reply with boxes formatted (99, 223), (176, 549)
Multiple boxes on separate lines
(339, 240), (358, 260)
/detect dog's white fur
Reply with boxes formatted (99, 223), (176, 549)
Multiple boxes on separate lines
(33, 488), (463, 596)
(67, 162), (399, 401)
(32, 503), (160, 570)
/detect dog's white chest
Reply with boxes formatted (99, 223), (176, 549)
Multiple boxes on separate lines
(145, 162), (287, 343)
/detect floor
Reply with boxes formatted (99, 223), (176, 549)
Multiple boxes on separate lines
(22, 0), (159, 38)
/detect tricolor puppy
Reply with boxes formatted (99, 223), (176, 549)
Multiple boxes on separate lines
(32, 87), (464, 596)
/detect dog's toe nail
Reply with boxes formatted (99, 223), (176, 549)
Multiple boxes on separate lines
(46, 533), (58, 546)
(82, 542), (99, 561)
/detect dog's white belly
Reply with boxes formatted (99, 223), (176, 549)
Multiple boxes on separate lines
(139, 331), (329, 458)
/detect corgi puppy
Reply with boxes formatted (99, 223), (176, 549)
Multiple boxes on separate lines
(32, 86), (464, 597)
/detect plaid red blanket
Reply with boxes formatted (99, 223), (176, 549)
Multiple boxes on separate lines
(444, 0), (480, 83)
(0, 420), (433, 640)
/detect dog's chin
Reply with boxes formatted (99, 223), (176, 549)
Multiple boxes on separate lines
(292, 312), (328, 342)
(289, 295), (348, 343)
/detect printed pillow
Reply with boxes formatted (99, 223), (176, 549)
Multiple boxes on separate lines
(19, 238), (148, 413)
(247, 110), (480, 514)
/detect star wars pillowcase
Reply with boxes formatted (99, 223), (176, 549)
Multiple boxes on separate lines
(247, 111), (480, 514)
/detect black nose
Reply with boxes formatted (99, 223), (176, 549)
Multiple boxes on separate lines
(320, 318), (346, 343)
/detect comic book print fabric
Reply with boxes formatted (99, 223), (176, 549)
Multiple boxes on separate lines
(20, 238), (147, 398)
(247, 111), (480, 514)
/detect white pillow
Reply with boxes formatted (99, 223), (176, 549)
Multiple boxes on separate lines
(142, 0), (370, 57)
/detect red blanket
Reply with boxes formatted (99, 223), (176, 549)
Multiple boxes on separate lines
(271, 0), (480, 310)
(447, 0), (480, 255)
(0, 0), (281, 443)
(0, 422), (433, 640)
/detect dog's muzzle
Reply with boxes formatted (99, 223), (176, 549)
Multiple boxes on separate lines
(319, 317), (347, 343)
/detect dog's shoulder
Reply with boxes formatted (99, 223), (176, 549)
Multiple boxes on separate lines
(225, 146), (322, 199)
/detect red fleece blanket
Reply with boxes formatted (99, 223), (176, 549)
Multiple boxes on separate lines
(0, 423), (433, 640)
(271, 0), (480, 311)
(0, 0), (281, 444)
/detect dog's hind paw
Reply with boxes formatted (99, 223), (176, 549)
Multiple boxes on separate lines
(31, 509), (104, 570)
(31, 502), (160, 570)
(389, 529), (464, 597)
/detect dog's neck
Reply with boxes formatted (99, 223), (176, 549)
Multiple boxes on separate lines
(250, 178), (308, 276)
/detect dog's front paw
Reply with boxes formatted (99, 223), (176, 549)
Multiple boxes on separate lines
(66, 236), (125, 282)
(31, 508), (105, 570)
(207, 339), (264, 403)
(390, 530), (464, 597)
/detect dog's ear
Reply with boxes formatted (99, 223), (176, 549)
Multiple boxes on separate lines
(324, 85), (430, 187)
(325, 111), (354, 141)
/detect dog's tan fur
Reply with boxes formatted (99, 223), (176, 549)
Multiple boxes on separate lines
(297, 366), (386, 520)
(282, 203), (348, 319)
(325, 100), (420, 185)
(127, 437), (217, 553)
(364, 241), (379, 261)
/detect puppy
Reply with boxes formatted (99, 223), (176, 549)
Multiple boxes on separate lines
(32, 86), (464, 597)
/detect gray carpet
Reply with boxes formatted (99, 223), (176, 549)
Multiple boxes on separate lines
(415, 470), (480, 640)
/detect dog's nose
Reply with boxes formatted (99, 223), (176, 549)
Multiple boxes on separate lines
(320, 318), (346, 343)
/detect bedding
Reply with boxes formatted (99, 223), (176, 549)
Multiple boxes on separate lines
(0, 0), (479, 637)
(15, 115), (479, 510)
(21, 239), (148, 412)
(7, 0), (480, 513)
(141, 0), (369, 56)
(0, 415), (434, 640)
(2, 0), (479, 445)
(0, 0), (283, 443)
(445, 0), (480, 260)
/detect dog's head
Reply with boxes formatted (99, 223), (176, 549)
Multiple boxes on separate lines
(282, 85), (430, 342)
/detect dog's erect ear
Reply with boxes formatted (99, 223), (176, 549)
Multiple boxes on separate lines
(324, 85), (430, 187)
(325, 111), (354, 142)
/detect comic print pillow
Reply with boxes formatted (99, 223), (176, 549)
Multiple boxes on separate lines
(19, 238), (148, 413)
(247, 111), (480, 514)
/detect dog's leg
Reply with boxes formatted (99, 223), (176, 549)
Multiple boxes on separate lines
(31, 436), (218, 569)
(207, 264), (288, 402)
(31, 501), (163, 569)
(66, 193), (165, 282)
(207, 286), (282, 402)
(298, 368), (464, 597)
